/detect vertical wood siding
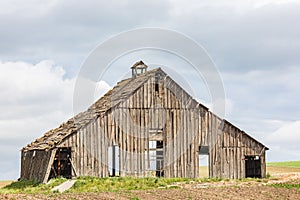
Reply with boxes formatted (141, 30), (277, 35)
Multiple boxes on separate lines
(21, 70), (267, 181)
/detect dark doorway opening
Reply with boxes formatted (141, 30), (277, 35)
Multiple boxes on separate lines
(49, 148), (72, 179)
(245, 155), (261, 178)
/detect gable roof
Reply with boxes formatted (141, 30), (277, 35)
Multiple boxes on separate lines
(23, 68), (164, 151)
(23, 66), (268, 151)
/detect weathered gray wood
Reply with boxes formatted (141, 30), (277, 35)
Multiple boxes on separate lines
(21, 67), (268, 181)
(43, 149), (57, 183)
(69, 157), (78, 177)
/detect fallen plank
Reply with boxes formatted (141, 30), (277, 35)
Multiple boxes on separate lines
(51, 180), (76, 193)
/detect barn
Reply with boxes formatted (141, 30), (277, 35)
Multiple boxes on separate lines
(20, 61), (268, 183)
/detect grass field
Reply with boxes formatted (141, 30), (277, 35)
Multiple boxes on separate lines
(267, 161), (300, 168)
(0, 161), (299, 195)
(199, 166), (209, 177)
(267, 160), (300, 175)
(0, 177), (223, 194)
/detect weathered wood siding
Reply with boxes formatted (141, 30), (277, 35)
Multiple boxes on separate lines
(57, 73), (208, 178)
(208, 112), (267, 178)
(30, 70), (266, 180)
(20, 150), (55, 182)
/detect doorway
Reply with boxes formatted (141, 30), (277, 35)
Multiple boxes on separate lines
(49, 148), (72, 179)
(199, 146), (209, 177)
(156, 141), (164, 177)
(245, 155), (261, 178)
(108, 145), (120, 176)
(146, 140), (164, 177)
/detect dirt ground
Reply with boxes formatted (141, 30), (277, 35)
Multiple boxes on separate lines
(1, 173), (299, 200)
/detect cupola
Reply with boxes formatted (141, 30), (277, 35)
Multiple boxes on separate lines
(131, 60), (148, 78)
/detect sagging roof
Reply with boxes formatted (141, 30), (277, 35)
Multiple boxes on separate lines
(23, 67), (163, 151)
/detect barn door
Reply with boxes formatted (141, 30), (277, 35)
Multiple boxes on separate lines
(49, 147), (72, 179)
(245, 156), (261, 178)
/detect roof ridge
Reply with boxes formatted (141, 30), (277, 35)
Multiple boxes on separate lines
(23, 67), (163, 151)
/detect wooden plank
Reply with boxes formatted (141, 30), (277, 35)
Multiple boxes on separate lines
(230, 125), (234, 179)
(167, 110), (172, 177)
(241, 133), (245, 178)
(208, 112), (213, 178)
(119, 107), (124, 176)
(125, 100), (130, 175)
(42, 149), (57, 183)
(173, 110), (177, 177)
(90, 122), (94, 176)
(93, 120), (98, 177)
(183, 109), (187, 177)
(96, 117), (101, 177)
(69, 157), (78, 177)
(190, 110), (194, 178)
(141, 108), (145, 177)
(104, 114), (109, 177)
(100, 117), (105, 177)
(82, 128), (86, 175)
(233, 128), (237, 179)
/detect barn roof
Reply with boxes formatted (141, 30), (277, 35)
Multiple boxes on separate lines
(23, 64), (268, 151)
(23, 67), (164, 151)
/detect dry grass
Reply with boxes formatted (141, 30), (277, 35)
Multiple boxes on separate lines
(267, 166), (300, 175)
(199, 166), (209, 177)
(199, 162), (300, 177)
(0, 181), (13, 188)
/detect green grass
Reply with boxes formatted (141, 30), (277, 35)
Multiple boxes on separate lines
(0, 178), (67, 194)
(68, 176), (227, 193)
(0, 176), (226, 194)
(267, 161), (300, 168)
(270, 183), (300, 189)
(67, 176), (200, 193)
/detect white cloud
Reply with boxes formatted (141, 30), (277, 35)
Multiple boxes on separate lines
(267, 121), (300, 150)
(0, 0), (58, 15)
(0, 60), (110, 180)
(0, 60), (73, 119)
(265, 120), (300, 161)
(222, 66), (300, 120)
(94, 80), (111, 100)
(0, 0), (299, 179)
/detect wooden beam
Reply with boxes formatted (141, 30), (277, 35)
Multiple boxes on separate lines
(42, 149), (57, 183)
(69, 157), (78, 177)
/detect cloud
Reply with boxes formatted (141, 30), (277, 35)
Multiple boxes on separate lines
(265, 121), (300, 161)
(0, 60), (110, 180)
(219, 66), (300, 161)
(222, 66), (300, 120)
(267, 121), (300, 150)
(168, 0), (300, 72)
(0, 0), (299, 179)
(0, 0), (171, 73)
(1, 0), (300, 75)
(0, 60), (72, 119)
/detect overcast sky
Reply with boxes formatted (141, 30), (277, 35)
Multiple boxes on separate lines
(0, 0), (299, 180)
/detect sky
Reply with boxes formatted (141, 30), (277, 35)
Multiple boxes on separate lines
(0, 0), (299, 180)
